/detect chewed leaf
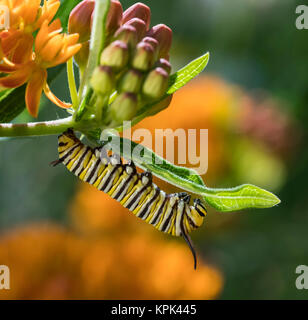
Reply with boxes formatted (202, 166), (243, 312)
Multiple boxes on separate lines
(95, 131), (281, 212)
(167, 52), (210, 95)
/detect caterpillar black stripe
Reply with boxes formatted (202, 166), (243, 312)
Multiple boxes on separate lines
(52, 129), (207, 269)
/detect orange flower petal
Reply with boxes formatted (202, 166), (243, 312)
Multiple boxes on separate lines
(0, 30), (24, 56)
(0, 65), (32, 88)
(43, 83), (72, 109)
(25, 68), (47, 117)
(11, 33), (34, 64)
(39, 34), (63, 63)
(0, 59), (21, 73)
(22, 0), (41, 25)
(35, 19), (62, 53)
(36, 0), (60, 28)
(50, 43), (82, 67)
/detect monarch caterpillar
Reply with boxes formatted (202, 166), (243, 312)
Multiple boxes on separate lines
(52, 129), (207, 269)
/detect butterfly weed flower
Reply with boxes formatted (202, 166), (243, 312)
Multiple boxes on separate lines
(0, 0), (81, 117)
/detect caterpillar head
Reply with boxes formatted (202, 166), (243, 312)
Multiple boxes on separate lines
(189, 199), (207, 228)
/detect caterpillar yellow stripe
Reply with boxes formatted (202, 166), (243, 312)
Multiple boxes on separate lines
(52, 129), (207, 269)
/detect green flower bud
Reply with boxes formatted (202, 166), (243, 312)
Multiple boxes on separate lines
(114, 25), (138, 49)
(156, 58), (172, 74)
(147, 24), (173, 59)
(110, 93), (138, 122)
(90, 66), (115, 95)
(132, 42), (155, 71)
(124, 18), (147, 41)
(142, 67), (169, 99)
(100, 40), (129, 71)
(122, 3), (151, 30)
(118, 69), (144, 94)
(73, 41), (90, 74)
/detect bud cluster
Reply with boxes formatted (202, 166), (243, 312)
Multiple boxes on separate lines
(69, 1), (173, 126)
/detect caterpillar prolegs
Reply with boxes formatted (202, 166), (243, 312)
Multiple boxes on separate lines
(52, 129), (207, 269)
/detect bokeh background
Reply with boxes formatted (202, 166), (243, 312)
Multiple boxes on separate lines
(0, 0), (308, 299)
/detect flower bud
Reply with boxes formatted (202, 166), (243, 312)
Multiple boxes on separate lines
(147, 95), (173, 116)
(142, 67), (169, 99)
(74, 41), (90, 73)
(106, 0), (123, 37)
(156, 58), (172, 74)
(118, 69), (144, 94)
(110, 92), (138, 122)
(122, 3), (151, 30)
(142, 36), (159, 58)
(132, 42), (155, 71)
(100, 40), (129, 71)
(147, 24), (173, 59)
(124, 18), (146, 41)
(90, 66), (115, 95)
(114, 25), (138, 49)
(68, 0), (94, 43)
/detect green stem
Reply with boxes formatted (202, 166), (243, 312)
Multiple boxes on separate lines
(78, 0), (110, 112)
(67, 58), (78, 109)
(0, 117), (75, 137)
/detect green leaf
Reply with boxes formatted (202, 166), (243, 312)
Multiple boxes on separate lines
(96, 131), (281, 212)
(0, 87), (26, 123)
(77, 0), (110, 120)
(202, 184), (282, 212)
(167, 52), (210, 95)
(116, 52), (210, 131)
(56, 0), (83, 32)
(0, 0), (83, 123)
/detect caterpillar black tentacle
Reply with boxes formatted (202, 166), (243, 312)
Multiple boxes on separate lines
(55, 129), (207, 269)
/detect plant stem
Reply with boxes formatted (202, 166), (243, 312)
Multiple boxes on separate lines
(0, 117), (75, 137)
(67, 59), (79, 109)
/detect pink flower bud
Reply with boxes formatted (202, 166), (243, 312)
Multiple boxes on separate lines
(68, 0), (94, 43)
(122, 3), (151, 30)
(106, 0), (123, 37)
(132, 42), (155, 71)
(100, 40), (129, 71)
(142, 67), (169, 99)
(156, 58), (172, 74)
(124, 18), (146, 41)
(142, 36), (159, 58)
(114, 25), (138, 48)
(90, 65), (116, 96)
(147, 24), (173, 59)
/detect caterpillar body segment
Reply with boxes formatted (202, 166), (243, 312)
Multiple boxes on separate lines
(54, 129), (207, 268)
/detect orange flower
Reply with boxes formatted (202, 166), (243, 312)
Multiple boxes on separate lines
(1, 0), (59, 31)
(0, 1), (81, 117)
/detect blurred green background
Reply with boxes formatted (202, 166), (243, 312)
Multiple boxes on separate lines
(0, 0), (308, 299)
